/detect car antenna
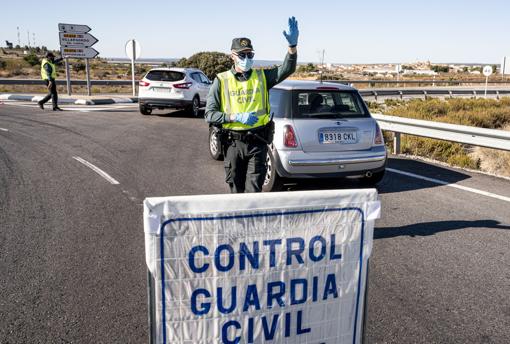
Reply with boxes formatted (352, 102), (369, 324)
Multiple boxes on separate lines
(319, 49), (325, 84)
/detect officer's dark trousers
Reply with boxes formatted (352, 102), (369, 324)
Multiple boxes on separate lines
(40, 80), (58, 109)
(224, 139), (268, 193)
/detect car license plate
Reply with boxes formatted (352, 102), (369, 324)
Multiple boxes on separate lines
(153, 87), (171, 92)
(319, 130), (357, 144)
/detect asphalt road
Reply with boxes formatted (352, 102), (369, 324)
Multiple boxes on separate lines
(0, 102), (509, 343)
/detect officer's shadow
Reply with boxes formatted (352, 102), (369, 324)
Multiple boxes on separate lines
(374, 219), (510, 239)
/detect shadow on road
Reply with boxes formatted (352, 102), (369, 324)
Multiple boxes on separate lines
(155, 109), (204, 118)
(279, 156), (472, 194)
(375, 219), (510, 239)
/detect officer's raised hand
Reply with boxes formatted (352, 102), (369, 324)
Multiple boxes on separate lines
(231, 111), (258, 126)
(283, 16), (299, 47)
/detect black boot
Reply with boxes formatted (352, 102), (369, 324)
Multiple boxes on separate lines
(38, 101), (44, 110)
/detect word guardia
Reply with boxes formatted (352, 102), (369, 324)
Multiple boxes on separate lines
(187, 234), (343, 344)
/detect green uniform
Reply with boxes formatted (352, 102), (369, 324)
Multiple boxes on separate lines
(205, 52), (297, 193)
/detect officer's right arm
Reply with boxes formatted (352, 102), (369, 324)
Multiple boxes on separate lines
(205, 78), (230, 124)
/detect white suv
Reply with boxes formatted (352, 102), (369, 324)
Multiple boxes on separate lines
(138, 67), (211, 116)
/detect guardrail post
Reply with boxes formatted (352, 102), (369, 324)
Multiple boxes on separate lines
(399, 90), (403, 100)
(449, 90), (453, 99)
(423, 90), (427, 100)
(473, 90), (477, 99)
(393, 132), (401, 154)
(496, 90), (500, 100)
(373, 91), (378, 102)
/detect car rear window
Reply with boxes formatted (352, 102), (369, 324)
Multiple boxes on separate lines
(145, 70), (184, 82)
(292, 90), (369, 119)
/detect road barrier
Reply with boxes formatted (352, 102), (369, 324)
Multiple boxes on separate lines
(373, 113), (510, 153)
(144, 190), (380, 344)
(359, 88), (510, 101)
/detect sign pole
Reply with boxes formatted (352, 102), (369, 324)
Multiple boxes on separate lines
(485, 76), (488, 98)
(65, 57), (72, 96)
(131, 39), (136, 96)
(85, 58), (91, 96)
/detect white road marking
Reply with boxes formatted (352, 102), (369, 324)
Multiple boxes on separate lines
(387, 168), (510, 203)
(72, 156), (120, 185)
(0, 128), (8, 132)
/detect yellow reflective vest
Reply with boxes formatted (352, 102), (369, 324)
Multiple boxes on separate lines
(40, 58), (57, 80)
(218, 69), (270, 130)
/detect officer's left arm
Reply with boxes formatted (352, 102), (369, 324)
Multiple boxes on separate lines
(54, 57), (64, 64)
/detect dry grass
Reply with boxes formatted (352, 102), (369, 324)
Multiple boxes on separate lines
(370, 98), (510, 176)
(470, 125), (510, 177)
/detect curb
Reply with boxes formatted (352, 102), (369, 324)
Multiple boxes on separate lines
(0, 94), (138, 105)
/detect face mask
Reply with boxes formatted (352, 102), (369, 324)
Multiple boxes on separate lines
(235, 56), (254, 72)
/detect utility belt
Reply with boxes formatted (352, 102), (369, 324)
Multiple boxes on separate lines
(220, 121), (274, 145)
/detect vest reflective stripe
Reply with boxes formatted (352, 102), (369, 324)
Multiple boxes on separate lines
(219, 69), (270, 131)
(40, 58), (57, 80)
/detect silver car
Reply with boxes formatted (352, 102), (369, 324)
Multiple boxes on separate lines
(208, 80), (387, 191)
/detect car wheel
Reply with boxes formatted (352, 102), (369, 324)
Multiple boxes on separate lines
(190, 96), (200, 117)
(262, 149), (283, 192)
(140, 104), (152, 116)
(209, 126), (223, 161)
(360, 169), (385, 186)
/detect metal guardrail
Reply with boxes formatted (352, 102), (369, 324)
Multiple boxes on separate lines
(328, 79), (510, 85)
(359, 88), (510, 100)
(372, 113), (510, 153)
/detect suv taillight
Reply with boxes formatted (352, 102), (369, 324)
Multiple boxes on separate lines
(173, 82), (193, 89)
(139, 81), (150, 87)
(284, 125), (298, 148)
(374, 122), (384, 145)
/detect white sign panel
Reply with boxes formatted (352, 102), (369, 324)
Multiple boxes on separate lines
(483, 65), (493, 77)
(501, 57), (510, 75)
(58, 23), (91, 33)
(61, 47), (99, 59)
(125, 39), (141, 60)
(59, 32), (98, 47)
(144, 189), (380, 344)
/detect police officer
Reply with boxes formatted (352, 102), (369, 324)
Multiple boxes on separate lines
(205, 17), (298, 193)
(38, 52), (64, 111)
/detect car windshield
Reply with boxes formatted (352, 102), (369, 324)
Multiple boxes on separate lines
(294, 90), (368, 119)
(145, 70), (184, 82)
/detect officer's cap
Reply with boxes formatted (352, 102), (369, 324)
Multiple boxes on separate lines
(231, 37), (254, 52)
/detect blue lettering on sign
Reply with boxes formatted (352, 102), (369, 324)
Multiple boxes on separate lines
(188, 245), (209, 273)
(159, 207), (366, 344)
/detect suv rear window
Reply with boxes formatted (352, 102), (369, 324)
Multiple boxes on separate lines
(293, 90), (369, 119)
(145, 70), (184, 82)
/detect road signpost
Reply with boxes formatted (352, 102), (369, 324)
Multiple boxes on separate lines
(58, 23), (99, 96)
(483, 65), (493, 98)
(125, 39), (141, 96)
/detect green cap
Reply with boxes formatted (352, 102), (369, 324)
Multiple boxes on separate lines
(231, 37), (254, 52)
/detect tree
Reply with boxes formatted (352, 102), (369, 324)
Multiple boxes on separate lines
(431, 65), (449, 73)
(23, 53), (40, 66)
(175, 52), (231, 80)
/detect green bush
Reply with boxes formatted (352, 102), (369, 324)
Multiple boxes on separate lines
(175, 52), (231, 80)
(73, 62), (86, 72)
(0, 58), (6, 69)
(23, 53), (40, 66)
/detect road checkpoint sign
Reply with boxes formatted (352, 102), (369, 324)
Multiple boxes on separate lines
(144, 189), (380, 344)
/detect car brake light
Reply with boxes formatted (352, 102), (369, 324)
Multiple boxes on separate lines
(139, 81), (150, 87)
(284, 125), (298, 148)
(173, 82), (193, 89)
(374, 122), (384, 145)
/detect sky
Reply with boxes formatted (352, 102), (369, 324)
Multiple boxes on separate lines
(2, 0), (509, 64)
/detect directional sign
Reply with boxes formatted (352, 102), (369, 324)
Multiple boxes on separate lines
(483, 65), (493, 77)
(61, 47), (99, 59)
(59, 32), (98, 48)
(58, 23), (91, 33)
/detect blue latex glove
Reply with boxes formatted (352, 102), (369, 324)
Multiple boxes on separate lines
(235, 112), (258, 125)
(283, 16), (299, 47)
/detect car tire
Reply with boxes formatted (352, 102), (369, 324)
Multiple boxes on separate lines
(209, 126), (223, 161)
(190, 95), (200, 117)
(262, 149), (283, 192)
(140, 104), (152, 116)
(360, 169), (385, 186)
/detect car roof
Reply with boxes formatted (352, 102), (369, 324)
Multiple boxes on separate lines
(147, 67), (202, 73)
(273, 79), (356, 91)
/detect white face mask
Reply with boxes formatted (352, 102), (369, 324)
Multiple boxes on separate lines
(235, 55), (254, 72)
